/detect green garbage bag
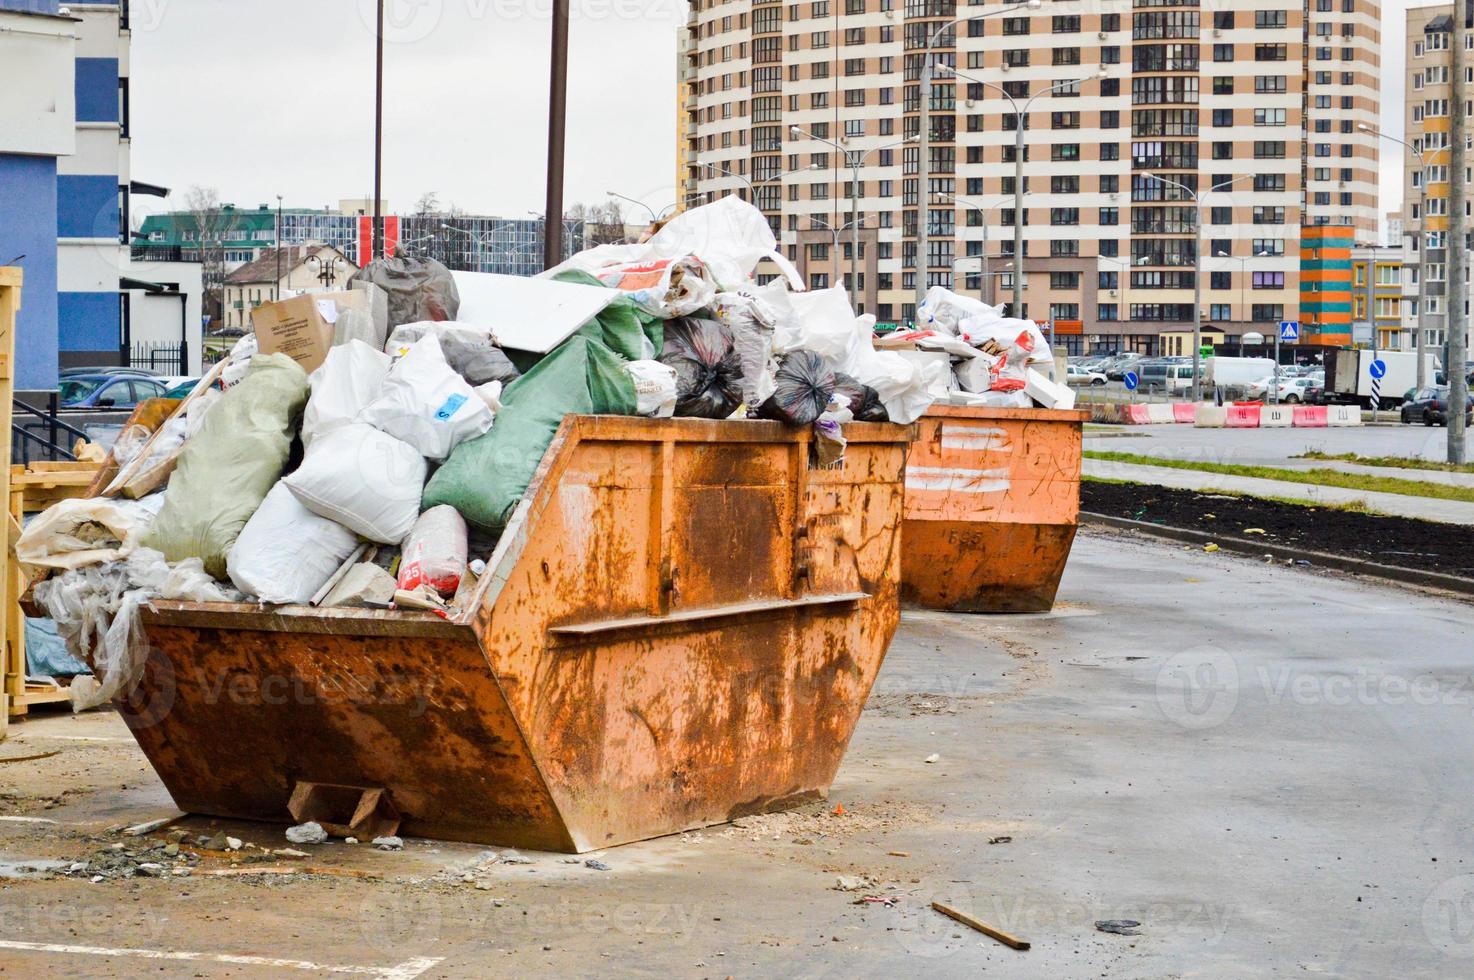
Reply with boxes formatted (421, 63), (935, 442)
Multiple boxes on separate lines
(551, 269), (664, 360)
(423, 335), (638, 531)
(141, 352), (309, 580)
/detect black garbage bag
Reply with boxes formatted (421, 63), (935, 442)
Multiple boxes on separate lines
(758, 350), (837, 427)
(659, 317), (744, 419)
(351, 255), (460, 328)
(437, 331), (521, 387)
(832, 371), (890, 422)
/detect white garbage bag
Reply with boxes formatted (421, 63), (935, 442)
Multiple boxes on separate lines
(957, 316), (1053, 392)
(302, 341), (392, 451)
(221, 333), (258, 388)
(284, 423), (426, 544)
(917, 286), (1001, 336)
(396, 505), (468, 598)
(542, 195), (805, 294)
(357, 334), (494, 462)
(624, 360), (678, 418)
(227, 482), (360, 605)
(16, 495), (166, 573)
(786, 288), (938, 424)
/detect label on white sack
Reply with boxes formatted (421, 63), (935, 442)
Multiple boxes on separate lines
(435, 394), (468, 421)
(316, 299), (341, 325)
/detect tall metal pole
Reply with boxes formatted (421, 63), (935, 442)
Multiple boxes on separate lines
(1451, 5), (1469, 461)
(544, 0), (571, 271)
(1192, 194), (1204, 403)
(851, 153), (861, 305)
(373, 0), (384, 261)
(1013, 120), (1024, 316)
(1418, 179), (1428, 390)
(1367, 248), (1379, 422)
(275, 195), (283, 301)
(918, 58), (931, 311)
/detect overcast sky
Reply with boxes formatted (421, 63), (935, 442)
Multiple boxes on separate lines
(132, 0), (1414, 227)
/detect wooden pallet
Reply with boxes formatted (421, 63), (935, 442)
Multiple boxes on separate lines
(2, 270), (101, 720)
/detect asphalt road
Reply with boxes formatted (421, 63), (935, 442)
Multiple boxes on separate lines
(1, 530), (1471, 977)
(1087, 419), (1474, 467)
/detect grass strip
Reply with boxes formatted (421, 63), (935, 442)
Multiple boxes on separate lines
(1084, 451), (1474, 504)
(1295, 451), (1474, 475)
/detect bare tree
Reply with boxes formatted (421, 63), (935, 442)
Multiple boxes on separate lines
(568, 199), (630, 246)
(181, 186), (241, 322)
(414, 191), (442, 217)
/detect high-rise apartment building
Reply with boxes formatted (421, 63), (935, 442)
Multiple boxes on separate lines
(681, 0), (1379, 354)
(1400, 4), (1465, 356)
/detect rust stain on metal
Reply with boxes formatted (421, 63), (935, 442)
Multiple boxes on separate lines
(902, 406), (1086, 614)
(112, 417), (912, 853)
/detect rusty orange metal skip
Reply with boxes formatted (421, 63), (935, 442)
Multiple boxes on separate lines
(108, 416), (913, 852)
(901, 405), (1088, 613)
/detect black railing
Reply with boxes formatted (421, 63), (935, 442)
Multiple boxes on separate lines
(11, 395), (88, 465)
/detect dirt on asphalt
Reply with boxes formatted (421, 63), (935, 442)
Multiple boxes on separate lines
(1083, 479), (1474, 578)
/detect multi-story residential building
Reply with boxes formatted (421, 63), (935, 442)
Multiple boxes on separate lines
(1351, 245), (1405, 349)
(680, 0), (1379, 354)
(0, 0), (167, 386)
(1400, 4), (1466, 358)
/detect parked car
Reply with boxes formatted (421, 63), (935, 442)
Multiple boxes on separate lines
(59, 366), (162, 379)
(59, 374), (169, 410)
(1275, 377), (1318, 404)
(1065, 364), (1108, 386)
(1400, 386), (1474, 426)
(1105, 354), (1145, 381)
(162, 376), (222, 399)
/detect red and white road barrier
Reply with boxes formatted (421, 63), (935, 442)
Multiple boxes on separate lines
(1260, 405), (1293, 428)
(1293, 406), (1328, 428)
(1225, 405), (1261, 428)
(1172, 403), (1197, 423)
(1195, 405), (1228, 427)
(1328, 405), (1362, 426)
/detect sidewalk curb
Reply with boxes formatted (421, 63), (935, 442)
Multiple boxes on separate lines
(1079, 512), (1474, 599)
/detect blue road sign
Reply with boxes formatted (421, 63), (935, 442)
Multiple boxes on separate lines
(1124, 371), (1140, 391)
(1369, 358), (1388, 380)
(1279, 320), (1300, 343)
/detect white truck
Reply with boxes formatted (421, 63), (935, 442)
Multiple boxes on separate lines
(1324, 350), (1440, 408)
(1205, 357), (1277, 389)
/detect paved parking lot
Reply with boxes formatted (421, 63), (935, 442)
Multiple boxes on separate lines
(2, 531), (1472, 977)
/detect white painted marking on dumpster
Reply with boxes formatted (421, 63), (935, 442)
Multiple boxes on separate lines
(939, 425), (1012, 453)
(904, 466), (1011, 494)
(0, 941), (443, 979)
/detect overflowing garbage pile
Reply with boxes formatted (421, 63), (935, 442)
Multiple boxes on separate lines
(889, 285), (1076, 412)
(14, 196), (1068, 712)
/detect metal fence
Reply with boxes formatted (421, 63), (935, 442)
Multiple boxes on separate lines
(131, 341), (186, 376)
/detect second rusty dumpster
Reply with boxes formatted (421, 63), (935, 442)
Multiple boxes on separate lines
(112, 415), (912, 852)
(901, 405), (1088, 613)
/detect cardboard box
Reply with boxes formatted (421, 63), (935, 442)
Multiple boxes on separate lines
(252, 291), (368, 374)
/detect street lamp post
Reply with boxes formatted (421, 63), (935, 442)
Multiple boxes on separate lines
(788, 129), (915, 306)
(807, 215), (866, 294)
(938, 65), (1108, 317)
(1141, 171), (1256, 403)
(1361, 124), (1433, 391)
(917, 0), (1041, 309)
(938, 193), (1007, 305)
